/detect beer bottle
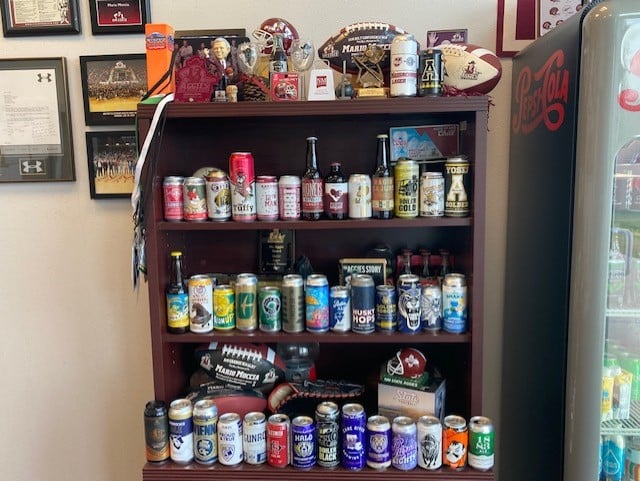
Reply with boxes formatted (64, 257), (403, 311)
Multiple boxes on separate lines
(302, 136), (323, 220)
(438, 249), (450, 286)
(419, 248), (438, 286)
(213, 74), (227, 102)
(166, 251), (189, 334)
(372, 134), (394, 219)
(269, 33), (288, 78)
(401, 248), (414, 276)
(324, 162), (348, 220)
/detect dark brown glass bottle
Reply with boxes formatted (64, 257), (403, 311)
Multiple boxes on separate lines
(438, 249), (450, 285)
(372, 133), (394, 219)
(166, 251), (189, 334)
(324, 162), (348, 220)
(301, 136), (323, 220)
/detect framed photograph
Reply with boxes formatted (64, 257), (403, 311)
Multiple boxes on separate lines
(0, 57), (75, 182)
(0, 0), (80, 36)
(174, 29), (248, 70)
(79, 54), (147, 126)
(86, 130), (137, 198)
(88, 0), (149, 35)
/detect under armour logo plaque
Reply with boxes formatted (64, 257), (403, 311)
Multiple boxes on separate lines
(21, 160), (44, 174)
(37, 73), (52, 83)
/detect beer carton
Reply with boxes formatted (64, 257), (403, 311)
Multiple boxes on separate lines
(145, 23), (175, 95)
(378, 376), (446, 422)
(389, 124), (459, 161)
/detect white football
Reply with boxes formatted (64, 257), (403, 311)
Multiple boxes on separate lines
(440, 43), (502, 95)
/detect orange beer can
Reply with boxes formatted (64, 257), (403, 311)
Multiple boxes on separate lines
(443, 415), (468, 469)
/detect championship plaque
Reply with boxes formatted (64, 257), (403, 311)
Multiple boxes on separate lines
(258, 229), (295, 274)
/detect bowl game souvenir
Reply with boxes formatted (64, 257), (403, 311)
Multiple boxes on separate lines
(440, 43), (502, 94)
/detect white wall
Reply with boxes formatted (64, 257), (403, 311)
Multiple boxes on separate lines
(0, 1), (510, 480)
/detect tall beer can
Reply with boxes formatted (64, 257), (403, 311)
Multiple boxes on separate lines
(418, 48), (444, 97)
(205, 169), (231, 221)
(390, 34), (418, 97)
(163, 176), (184, 221)
(394, 160), (419, 218)
(144, 400), (170, 463)
(442, 273), (467, 334)
(278, 175), (301, 220)
(188, 275), (214, 333)
(315, 401), (340, 468)
(443, 415), (468, 470)
(602, 434), (625, 481)
(169, 399), (194, 464)
(213, 284), (235, 330)
(391, 416), (417, 470)
(193, 399), (218, 464)
(468, 416), (494, 471)
(417, 415), (442, 470)
(444, 156), (471, 217)
(229, 152), (257, 221)
(305, 274), (330, 332)
(282, 274), (305, 332)
(420, 171), (445, 217)
(235, 273), (258, 331)
(421, 283), (443, 331)
(217, 412), (243, 466)
(256, 175), (279, 220)
(375, 284), (397, 332)
(243, 411), (267, 465)
(330, 285), (351, 332)
(341, 403), (366, 470)
(397, 274), (422, 333)
(350, 274), (376, 334)
(366, 415), (391, 469)
(259, 286), (281, 332)
(348, 174), (372, 218)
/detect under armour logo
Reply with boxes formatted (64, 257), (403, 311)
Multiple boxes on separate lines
(37, 73), (52, 83)
(21, 160), (43, 174)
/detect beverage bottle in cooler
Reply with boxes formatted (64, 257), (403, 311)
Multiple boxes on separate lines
(324, 162), (348, 220)
(166, 251), (189, 334)
(602, 434), (625, 481)
(301, 136), (323, 220)
(372, 134), (394, 219)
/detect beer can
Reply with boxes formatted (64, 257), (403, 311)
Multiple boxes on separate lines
(292, 416), (316, 469)
(188, 275), (214, 333)
(442, 273), (468, 334)
(603, 434), (625, 481)
(256, 175), (279, 221)
(417, 415), (442, 470)
(390, 33), (418, 97)
(267, 413), (291, 467)
(420, 172), (445, 217)
(444, 156), (471, 217)
(282, 274), (305, 333)
(443, 415), (468, 470)
(168, 399), (194, 464)
(330, 285), (351, 332)
(235, 273), (258, 331)
(183, 177), (207, 221)
(468, 416), (494, 471)
(278, 175), (301, 220)
(205, 169), (231, 221)
(305, 274), (330, 332)
(421, 283), (443, 331)
(351, 274), (376, 334)
(341, 403), (366, 470)
(418, 48), (444, 97)
(163, 176), (184, 221)
(366, 415), (392, 469)
(218, 412), (243, 466)
(348, 174), (372, 219)
(259, 286), (281, 332)
(397, 274), (422, 333)
(213, 284), (235, 330)
(315, 401), (340, 468)
(144, 400), (170, 463)
(229, 152), (257, 221)
(375, 284), (397, 332)
(394, 160), (419, 218)
(391, 416), (418, 470)
(193, 399), (218, 464)
(243, 411), (267, 465)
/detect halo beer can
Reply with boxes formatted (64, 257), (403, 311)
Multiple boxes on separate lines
(366, 415), (392, 469)
(193, 399), (218, 464)
(305, 274), (330, 332)
(443, 415), (468, 470)
(183, 177), (207, 221)
(259, 286), (281, 332)
(235, 273), (258, 331)
(213, 284), (235, 330)
(444, 156), (471, 217)
(267, 413), (291, 467)
(350, 274), (376, 334)
(442, 273), (468, 333)
(243, 411), (267, 465)
(278, 175), (301, 220)
(341, 403), (366, 470)
(292, 415), (316, 469)
(256, 175), (279, 220)
(205, 169), (231, 221)
(229, 152), (257, 221)
(348, 174), (372, 218)
(330, 285), (351, 332)
(188, 275), (214, 333)
(168, 399), (194, 464)
(419, 48), (444, 97)
(390, 33), (418, 97)
(375, 284), (397, 332)
(397, 274), (422, 333)
(144, 400), (170, 463)
(394, 160), (419, 218)
(417, 415), (442, 470)
(420, 172), (445, 217)
(315, 401), (340, 467)
(468, 416), (494, 471)
(163, 176), (184, 221)
(282, 274), (305, 333)
(217, 412), (243, 466)
(391, 416), (417, 470)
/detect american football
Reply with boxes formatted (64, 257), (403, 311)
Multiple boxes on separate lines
(187, 384), (268, 418)
(440, 43), (502, 95)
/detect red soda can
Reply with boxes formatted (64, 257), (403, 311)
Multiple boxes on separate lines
(229, 152), (256, 221)
(163, 176), (184, 221)
(267, 413), (291, 467)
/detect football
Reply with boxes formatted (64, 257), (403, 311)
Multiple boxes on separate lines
(318, 21), (408, 74)
(385, 348), (427, 378)
(187, 384), (268, 418)
(440, 43), (502, 95)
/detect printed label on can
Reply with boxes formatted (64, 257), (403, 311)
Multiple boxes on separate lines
(183, 179), (207, 221)
(394, 161), (419, 218)
(444, 159), (470, 217)
(205, 177), (231, 221)
(317, 419), (339, 467)
(194, 418), (217, 464)
(235, 277), (257, 331)
(278, 177), (301, 220)
(348, 175), (372, 219)
(243, 415), (267, 465)
(330, 286), (351, 332)
(366, 418), (391, 469)
(306, 281), (329, 332)
(169, 418), (194, 463)
(189, 276), (213, 333)
(418, 416), (442, 470)
(398, 282), (422, 333)
(421, 284), (443, 331)
(256, 178), (279, 220)
(145, 414), (170, 462)
(420, 173), (445, 217)
(259, 287), (281, 331)
(342, 405), (366, 470)
(391, 430), (418, 470)
(163, 178), (184, 221)
(442, 284), (467, 333)
(292, 419), (316, 469)
(468, 430), (494, 470)
(267, 417), (290, 467)
(218, 416), (243, 465)
(375, 285), (397, 332)
(214, 286), (235, 330)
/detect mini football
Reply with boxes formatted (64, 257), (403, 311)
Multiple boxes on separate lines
(440, 43), (502, 95)
(385, 348), (427, 378)
(318, 21), (407, 74)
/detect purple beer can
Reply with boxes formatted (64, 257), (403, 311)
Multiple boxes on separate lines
(292, 416), (316, 469)
(341, 403), (366, 470)
(391, 416), (418, 470)
(367, 415), (392, 469)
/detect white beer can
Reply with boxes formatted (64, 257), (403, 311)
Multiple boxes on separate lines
(417, 415), (442, 470)
(390, 33), (419, 97)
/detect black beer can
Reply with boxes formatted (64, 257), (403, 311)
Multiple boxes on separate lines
(418, 49), (444, 97)
(444, 156), (471, 217)
(144, 400), (170, 463)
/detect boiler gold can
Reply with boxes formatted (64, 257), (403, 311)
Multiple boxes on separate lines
(394, 160), (419, 218)
(444, 156), (470, 217)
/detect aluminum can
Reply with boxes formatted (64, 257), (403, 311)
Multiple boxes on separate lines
(235, 273), (258, 331)
(193, 399), (218, 464)
(468, 416), (494, 471)
(397, 274), (422, 333)
(442, 273), (468, 333)
(144, 400), (170, 463)
(341, 403), (366, 470)
(229, 152), (256, 221)
(217, 412), (243, 466)
(329, 285), (351, 332)
(444, 156), (471, 217)
(213, 284), (235, 330)
(315, 401), (340, 468)
(603, 434), (625, 481)
(390, 33), (418, 97)
(366, 415), (391, 469)
(348, 174), (372, 218)
(168, 399), (194, 464)
(292, 415), (316, 469)
(281, 274), (305, 333)
(205, 169), (231, 221)
(351, 274), (375, 334)
(243, 411), (267, 465)
(278, 175), (301, 220)
(421, 283), (443, 331)
(420, 172), (445, 217)
(394, 160), (419, 218)
(418, 48), (444, 97)
(259, 286), (281, 332)
(188, 275), (214, 333)
(183, 177), (207, 221)
(267, 413), (291, 467)
(375, 284), (397, 332)
(305, 274), (330, 332)
(391, 416), (417, 470)
(443, 415), (468, 470)
(417, 415), (442, 470)
(163, 176), (184, 221)
(256, 175), (279, 220)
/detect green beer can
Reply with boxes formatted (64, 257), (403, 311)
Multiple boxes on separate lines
(259, 286), (281, 332)
(468, 416), (494, 471)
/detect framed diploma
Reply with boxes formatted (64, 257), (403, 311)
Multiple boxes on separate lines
(89, 0), (149, 35)
(0, 0), (80, 36)
(86, 130), (137, 198)
(0, 58), (75, 182)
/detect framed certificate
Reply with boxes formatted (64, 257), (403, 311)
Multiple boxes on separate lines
(0, 0), (80, 36)
(89, 0), (149, 35)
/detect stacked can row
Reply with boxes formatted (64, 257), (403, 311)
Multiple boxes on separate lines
(145, 398), (494, 471)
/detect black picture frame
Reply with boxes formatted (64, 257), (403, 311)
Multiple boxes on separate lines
(88, 0), (149, 35)
(0, 0), (80, 37)
(174, 29), (248, 69)
(86, 130), (137, 198)
(79, 54), (147, 126)
(0, 57), (75, 182)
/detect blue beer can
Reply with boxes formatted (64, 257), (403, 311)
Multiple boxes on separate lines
(375, 285), (397, 332)
(305, 274), (329, 332)
(366, 415), (391, 469)
(442, 273), (468, 334)
(397, 274), (422, 333)
(602, 435), (625, 481)
(330, 285), (351, 332)
(292, 416), (316, 469)
(351, 274), (375, 334)
(342, 403), (367, 470)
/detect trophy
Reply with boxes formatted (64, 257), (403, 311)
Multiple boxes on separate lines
(352, 44), (387, 98)
(290, 38), (315, 100)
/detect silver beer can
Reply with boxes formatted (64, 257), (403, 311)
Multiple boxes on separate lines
(417, 415), (442, 470)
(217, 412), (243, 466)
(281, 274), (305, 333)
(348, 174), (372, 219)
(168, 399), (194, 464)
(205, 169), (231, 221)
(420, 172), (445, 217)
(390, 33), (419, 97)
(193, 399), (218, 464)
(421, 283), (443, 331)
(243, 411), (267, 465)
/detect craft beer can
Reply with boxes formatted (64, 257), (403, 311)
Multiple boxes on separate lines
(217, 413), (243, 466)
(292, 416), (316, 469)
(183, 177), (208, 221)
(188, 275), (214, 333)
(282, 274), (305, 333)
(397, 274), (422, 333)
(205, 169), (231, 221)
(163, 176), (184, 221)
(421, 283), (443, 331)
(443, 415), (468, 470)
(169, 399), (194, 464)
(394, 160), (419, 218)
(278, 175), (301, 220)
(330, 285), (351, 332)
(267, 413), (291, 467)
(417, 415), (442, 470)
(235, 273), (258, 331)
(144, 400), (170, 463)
(420, 172), (445, 217)
(348, 174), (372, 218)
(444, 156), (471, 217)
(316, 401), (340, 468)
(375, 284), (397, 332)
(391, 416), (417, 470)
(193, 399), (218, 464)
(213, 284), (235, 330)
(305, 274), (330, 332)
(243, 411), (267, 465)
(351, 274), (376, 334)
(468, 416), (494, 471)
(229, 152), (257, 221)
(366, 415), (392, 469)
(442, 273), (468, 333)
(256, 175), (279, 220)
(341, 403), (366, 470)
(259, 286), (281, 332)
(390, 33), (418, 97)
(419, 48), (444, 97)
